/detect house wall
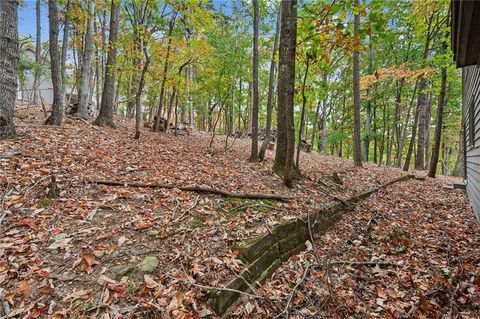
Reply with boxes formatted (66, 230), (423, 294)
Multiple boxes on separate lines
(462, 65), (480, 221)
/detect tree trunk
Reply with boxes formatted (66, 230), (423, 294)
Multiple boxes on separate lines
(249, 0), (260, 161)
(154, 13), (176, 132)
(95, 0), (120, 127)
(362, 40), (373, 161)
(352, 0), (363, 167)
(428, 42), (448, 178)
(259, 9), (280, 161)
(403, 100), (421, 171)
(76, 1), (94, 119)
(279, 0), (297, 187)
(134, 41), (150, 139)
(452, 126), (465, 178)
(0, 0), (18, 138)
(310, 100), (321, 150)
(33, 0), (41, 106)
(60, 0), (70, 104)
(166, 87), (177, 132)
(45, 0), (64, 126)
(295, 56), (310, 170)
(424, 92), (433, 168)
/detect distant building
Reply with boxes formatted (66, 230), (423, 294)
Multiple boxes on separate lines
(451, 0), (480, 220)
(17, 47), (55, 105)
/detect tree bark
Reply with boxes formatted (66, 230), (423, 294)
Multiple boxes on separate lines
(259, 9), (280, 161)
(403, 99), (421, 171)
(0, 0), (18, 138)
(154, 13), (176, 132)
(362, 40), (373, 161)
(452, 126), (465, 178)
(33, 0), (41, 106)
(250, 0), (260, 161)
(45, 0), (64, 126)
(75, 1), (94, 119)
(352, 0), (363, 167)
(134, 41), (150, 139)
(280, 0), (297, 187)
(60, 0), (70, 104)
(310, 100), (321, 150)
(428, 41), (448, 178)
(95, 0), (120, 127)
(295, 56), (310, 170)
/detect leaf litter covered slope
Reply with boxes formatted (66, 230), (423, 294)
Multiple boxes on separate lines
(0, 108), (451, 318)
(232, 178), (480, 318)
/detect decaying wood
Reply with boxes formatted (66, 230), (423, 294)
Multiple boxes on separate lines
(89, 179), (293, 201)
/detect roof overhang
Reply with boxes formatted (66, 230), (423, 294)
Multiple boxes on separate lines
(451, 0), (480, 67)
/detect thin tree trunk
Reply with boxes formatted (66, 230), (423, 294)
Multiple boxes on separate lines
(403, 100), (421, 171)
(424, 92), (433, 168)
(295, 56), (310, 170)
(45, 0), (64, 126)
(428, 41), (448, 178)
(134, 41), (150, 139)
(0, 0), (18, 138)
(352, 0), (362, 167)
(154, 13), (176, 132)
(310, 100), (321, 149)
(95, 0), (120, 127)
(452, 125), (465, 177)
(259, 8), (280, 161)
(249, 0), (260, 161)
(33, 0), (41, 106)
(76, 1), (94, 119)
(60, 0), (70, 105)
(363, 40), (373, 161)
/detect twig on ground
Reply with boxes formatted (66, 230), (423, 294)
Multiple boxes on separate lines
(23, 176), (49, 197)
(277, 264), (313, 319)
(69, 116), (108, 136)
(307, 210), (321, 265)
(187, 281), (280, 301)
(170, 198), (181, 220)
(173, 195), (201, 222)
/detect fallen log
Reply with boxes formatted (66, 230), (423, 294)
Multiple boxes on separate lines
(89, 180), (293, 201)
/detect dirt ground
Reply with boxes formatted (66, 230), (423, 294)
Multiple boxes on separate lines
(1, 109), (477, 318)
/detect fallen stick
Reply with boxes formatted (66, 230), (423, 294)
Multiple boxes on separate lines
(187, 282), (281, 301)
(69, 116), (108, 136)
(89, 180), (293, 201)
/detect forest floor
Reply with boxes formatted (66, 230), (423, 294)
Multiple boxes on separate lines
(0, 108), (479, 319)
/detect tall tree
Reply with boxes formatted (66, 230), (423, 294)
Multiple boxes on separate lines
(95, 0), (120, 127)
(352, 0), (363, 167)
(75, 1), (95, 119)
(45, 0), (64, 126)
(0, 0), (18, 138)
(60, 0), (71, 104)
(33, 0), (41, 106)
(154, 13), (176, 132)
(258, 9), (280, 161)
(428, 39), (448, 178)
(274, 0), (297, 186)
(249, 0), (260, 161)
(295, 55), (310, 169)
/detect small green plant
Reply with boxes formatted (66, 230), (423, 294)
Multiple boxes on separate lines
(37, 198), (52, 208)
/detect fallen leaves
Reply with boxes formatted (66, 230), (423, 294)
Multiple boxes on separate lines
(2, 109), (478, 318)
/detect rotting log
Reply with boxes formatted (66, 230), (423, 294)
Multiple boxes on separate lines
(89, 180), (293, 201)
(210, 174), (415, 315)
